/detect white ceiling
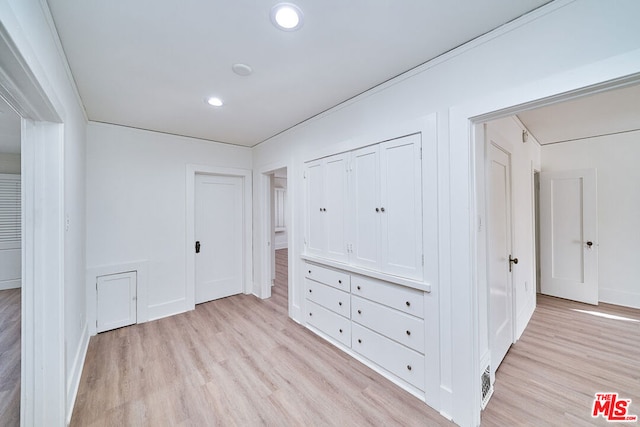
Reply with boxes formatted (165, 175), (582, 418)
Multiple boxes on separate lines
(46, 0), (552, 147)
(517, 84), (640, 145)
(0, 97), (20, 154)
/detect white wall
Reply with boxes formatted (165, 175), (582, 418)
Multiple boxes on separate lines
(542, 129), (640, 309)
(274, 176), (287, 249)
(1, 0), (89, 422)
(251, 1), (640, 425)
(0, 153), (20, 173)
(86, 122), (252, 322)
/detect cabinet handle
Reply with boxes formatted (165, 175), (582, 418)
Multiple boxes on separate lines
(381, 207), (385, 212)
(407, 365), (412, 371)
(357, 339), (362, 344)
(308, 289), (312, 293)
(338, 280), (342, 284)
(406, 330), (411, 336)
(357, 285), (361, 290)
(309, 313), (312, 316)
(319, 208), (322, 212)
(357, 309), (362, 315)
(406, 301), (411, 307)
(338, 302), (342, 306)
(339, 329), (343, 333)
(308, 270), (311, 274)
(375, 207), (379, 212)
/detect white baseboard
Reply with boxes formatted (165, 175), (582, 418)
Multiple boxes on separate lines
(66, 320), (89, 425)
(599, 288), (640, 309)
(147, 298), (187, 322)
(0, 279), (21, 290)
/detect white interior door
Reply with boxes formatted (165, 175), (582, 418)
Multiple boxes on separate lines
(305, 160), (325, 256)
(488, 141), (514, 371)
(540, 169), (598, 304)
(97, 271), (137, 333)
(324, 154), (349, 261)
(350, 145), (380, 269)
(195, 174), (243, 304)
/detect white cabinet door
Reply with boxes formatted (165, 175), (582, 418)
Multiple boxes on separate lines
(96, 271), (136, 333)
(306, 159), (325, 256)
(305, 154), (349, 261)
(350, 145), (380, 270)
(380, 134), (423, 279)
(325, 154), (349, 261)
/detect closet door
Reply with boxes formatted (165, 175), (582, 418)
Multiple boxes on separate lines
(306, 159), (326, 256)
(324, 154), (349, 261)
(380, 134), (423, 280)
(350, 145), (380, 270)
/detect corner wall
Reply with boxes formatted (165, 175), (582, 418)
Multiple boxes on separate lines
(541, 129), (640, 309)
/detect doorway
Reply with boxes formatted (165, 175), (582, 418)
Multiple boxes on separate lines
(271, 168), (288, 306)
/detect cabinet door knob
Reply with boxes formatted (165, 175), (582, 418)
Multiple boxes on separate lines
(407, 365), (412, 371)
(357, 339), (362, 344)
(309, 312), (313, 316)
(338, 302), (342, 306)
(406, 330), (411, 336)
(338, 280), (342, 284)
(375, 207), (380, 212)
(381, 207), (385, 212)
(357, 309), (362, 315)
(339, 329), (343, 333)
(308, 289), (312, 293)
(308, 270), (311, 274)
(406, 301), (411, 307)
(357, 285), (361, 290)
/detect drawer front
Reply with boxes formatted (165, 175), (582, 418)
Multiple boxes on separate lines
(306, 301), (351, 347)
(351, 275), (424, 318)
(352, 323), (425, 391)
(305, 279), (350, 318)
(305, 263), (350, 292)
(351, 296), (425, 354)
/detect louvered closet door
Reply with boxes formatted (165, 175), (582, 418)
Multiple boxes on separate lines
(379, 134), (423, 280)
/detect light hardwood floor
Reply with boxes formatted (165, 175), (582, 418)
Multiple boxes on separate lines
(482, 295), (640, 426)
(71, 257), (640, 426)
(0, 288), (20, 427)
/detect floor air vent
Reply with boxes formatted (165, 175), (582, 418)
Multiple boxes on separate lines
(481, 365), (493, 409)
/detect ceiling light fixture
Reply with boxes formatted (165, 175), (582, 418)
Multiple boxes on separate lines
(232, 63), (253, 76)
(270, 3), (303, 31)
(206, 97), (223, 107)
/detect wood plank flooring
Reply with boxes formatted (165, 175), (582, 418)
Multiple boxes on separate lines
(71, 258), (640, 426)
(0, 288), (21, 427)
(71, 249), (452, 426)
(482, 295), (640, 426)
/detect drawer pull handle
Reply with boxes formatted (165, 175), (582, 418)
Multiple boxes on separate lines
(308, 270), (311, 274)
(338, 302), (342, 306)
(309, 289), (312, 293)
(339, 329), (343, 333)
(407, 365), (412, 371)
(338, 280), (342, 284)
(406, 301), (411, 307)
(406, 330), (411, 336)
(357, 339), (362, 344)
(309, 312), (313, 317)
(357, 310), (362, 315)
(357, 285), (361, 290)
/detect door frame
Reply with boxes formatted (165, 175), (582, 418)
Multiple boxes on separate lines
(185, 165), (252, 310)
(452, 65), (640, 425)
(256, 161), (293, 310)
(0, 21), (67, 426)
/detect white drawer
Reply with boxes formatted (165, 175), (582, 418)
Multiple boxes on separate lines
(351, 275), (424, 318)
(306, 300), (351, 347)
(305, 263), (350, 292)
(305, 278), (350, 318)
(351, 296), (425, 354)
(352, 323), (425, 391)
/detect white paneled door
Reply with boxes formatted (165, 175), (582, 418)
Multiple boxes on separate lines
(540, 169), (598, 304)
(96, 271), (137, 333)
(488, 141), (514, 371)
(195, 174), (243, 304)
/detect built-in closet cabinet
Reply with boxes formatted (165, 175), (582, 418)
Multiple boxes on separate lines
(305, 153), (349, 262)
(305, 133), (423, 281)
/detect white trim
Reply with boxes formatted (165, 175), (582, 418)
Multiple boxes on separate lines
(599, 288), (640, 310)
(65, 320), (89, 425)
(86, 260), (149, 335)
(0, 279), (21, 290)
(451, 52), (640, 427)
(185, 164), (252, 310)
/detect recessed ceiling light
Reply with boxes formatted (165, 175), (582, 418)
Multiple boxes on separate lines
(270, 3), (303, 31)
(232, 63), (253, 76)
(206, 97), (223, 107)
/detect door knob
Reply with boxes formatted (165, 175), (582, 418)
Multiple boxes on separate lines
(509, 255), (518, 272)
(195, 241), (201, 253)
(586, 241), (593, 248)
